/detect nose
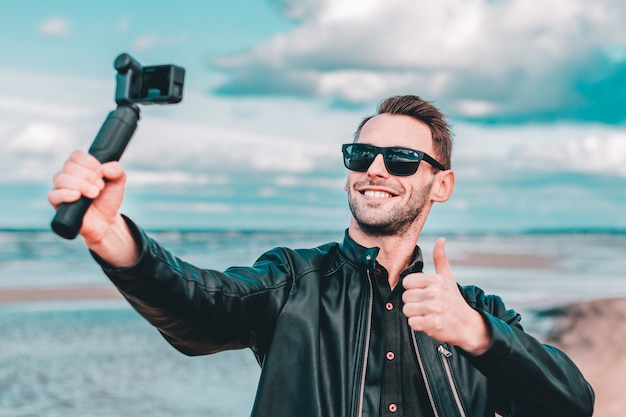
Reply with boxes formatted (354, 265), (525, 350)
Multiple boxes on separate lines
(367, 153), (390, 178)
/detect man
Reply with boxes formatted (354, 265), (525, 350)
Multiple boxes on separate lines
(48, 95), (594, 416)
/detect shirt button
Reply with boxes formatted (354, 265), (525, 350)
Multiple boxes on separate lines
(385, 302), (393, 311)
(388, 403), (398, 413)
(386, 351), (395, 361)
(374, 267), (382, 275)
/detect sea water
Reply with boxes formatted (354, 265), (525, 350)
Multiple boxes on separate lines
(1, 229), (626, 416)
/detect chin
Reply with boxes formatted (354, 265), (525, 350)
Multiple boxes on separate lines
(355, 219), (400, 237)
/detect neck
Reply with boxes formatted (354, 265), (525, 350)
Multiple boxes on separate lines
(348, 220), (423, 289)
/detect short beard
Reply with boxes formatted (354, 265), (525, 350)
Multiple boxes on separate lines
(347, 181), (433, 237)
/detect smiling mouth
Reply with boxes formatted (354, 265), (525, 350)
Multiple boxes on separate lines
(362, 190), (395, 198)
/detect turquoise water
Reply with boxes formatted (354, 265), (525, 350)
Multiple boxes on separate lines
(1, 229), (626, 415)
(0, 306), (260, 417)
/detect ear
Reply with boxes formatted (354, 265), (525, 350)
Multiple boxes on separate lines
(431, 169), (455, 202)
(344, 178), (349, 192)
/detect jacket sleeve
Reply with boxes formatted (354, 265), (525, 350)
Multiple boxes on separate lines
(461, 285), (594, 417)
(91, 217), (293, 359)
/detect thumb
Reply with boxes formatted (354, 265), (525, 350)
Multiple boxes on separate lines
(433, 237), (452, 277)
(89, 161), (126, 218)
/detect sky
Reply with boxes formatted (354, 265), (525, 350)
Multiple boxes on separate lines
(1, 0), (626, 233)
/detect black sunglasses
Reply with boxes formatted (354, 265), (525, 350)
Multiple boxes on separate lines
(342, 143), (446, 176)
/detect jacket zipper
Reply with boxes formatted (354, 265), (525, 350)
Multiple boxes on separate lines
(357, 268), (374, 417)
(411, 332), (440, 417)
(437, 345), (467, 417)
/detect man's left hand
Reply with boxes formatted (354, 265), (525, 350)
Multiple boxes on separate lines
(402, 237), (491, 355)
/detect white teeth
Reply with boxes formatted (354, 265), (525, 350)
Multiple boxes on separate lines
(364, 190), (392, 198)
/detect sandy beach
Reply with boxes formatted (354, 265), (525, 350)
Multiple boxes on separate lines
(0, 285), (123, 303)
(543, 297), (626, 416)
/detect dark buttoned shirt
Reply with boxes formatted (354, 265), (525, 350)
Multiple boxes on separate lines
(363, 247), (435, 417)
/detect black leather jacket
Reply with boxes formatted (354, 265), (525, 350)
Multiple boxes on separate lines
(96, 220), (594, 417)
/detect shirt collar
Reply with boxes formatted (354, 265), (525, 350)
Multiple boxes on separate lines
(339, 229), (424, 275)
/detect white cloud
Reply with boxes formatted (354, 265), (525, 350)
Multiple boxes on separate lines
(38, 17), (70, 36)
(453, 122), (626, 177)
(7, 122), (76, 153)
(0, 69), (354, 185)
(453, 100), (498, 118)
(319, 0), (382, 22)
(0, 96), (98, 121)
(0, 122), (80, 182)
(126, 170), (228, 186)
(0, 68), (112, 114)
(2, 69), (624, 196)
(212, 0), (626, 123)
(0, 70), (116, 182)
(531, 134), (626, 176)
(124, 115), (338, 174)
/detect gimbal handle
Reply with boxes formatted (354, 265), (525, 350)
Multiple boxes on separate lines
(50, 105), (140, 239)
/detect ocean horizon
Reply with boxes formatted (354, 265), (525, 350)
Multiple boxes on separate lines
(3, 226), (626, 314)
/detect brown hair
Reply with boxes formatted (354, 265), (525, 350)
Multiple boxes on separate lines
(354, 95), (453, 169)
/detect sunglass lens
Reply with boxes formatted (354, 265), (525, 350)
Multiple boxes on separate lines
(344, 145), (375, 172)
(386, 149), (420, 176)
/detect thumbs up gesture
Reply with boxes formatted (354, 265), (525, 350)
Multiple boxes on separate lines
(402, 237), (492, 355)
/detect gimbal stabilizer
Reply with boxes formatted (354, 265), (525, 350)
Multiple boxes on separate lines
(51, 53), (185, 239)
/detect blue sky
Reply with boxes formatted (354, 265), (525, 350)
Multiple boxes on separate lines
(1, 0), (626, 233)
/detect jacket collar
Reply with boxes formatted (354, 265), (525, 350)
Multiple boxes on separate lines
(339, 229), (380, 269)
(339, 229), (424, 275)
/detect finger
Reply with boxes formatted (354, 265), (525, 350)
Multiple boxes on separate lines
(60, 159), (106, 190)
(403, 272), (444, 292)
(52, 166), (104, 202)
(433, 237), (452, 277)
(407, 316), (428, 333)
(52, 171), (103, 199)
(402, 272), (424, 290)
(68, 150), (101, 170)
(48, 188), (82, 208)
(402, 287), (428, 304)
(402, 300), (428, 317)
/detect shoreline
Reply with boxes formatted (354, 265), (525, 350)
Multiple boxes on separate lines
(0, 285), (123, 304)
(0, 251), (558, 304)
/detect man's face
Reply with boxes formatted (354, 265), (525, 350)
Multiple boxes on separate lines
(344, 113), (438, 237)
